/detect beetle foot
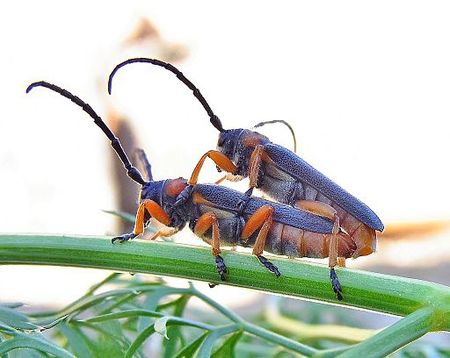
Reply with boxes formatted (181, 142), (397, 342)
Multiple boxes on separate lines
(215, 255), (228, 281)
(208, 283), (218, 288)
(330, 268), (343, 301)
(112, 233), (137, 244)
(257, 255), (281, 277)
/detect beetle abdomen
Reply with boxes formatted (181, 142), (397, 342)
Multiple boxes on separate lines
(335, 208), (376, 258)
(264, 222), (357, 259)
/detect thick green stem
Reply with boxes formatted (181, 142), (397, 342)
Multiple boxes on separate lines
(1, 234), (449, 327)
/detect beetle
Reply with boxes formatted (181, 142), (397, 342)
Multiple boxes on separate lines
(26, 80), (362, 300)
(108, 58), (384, 268)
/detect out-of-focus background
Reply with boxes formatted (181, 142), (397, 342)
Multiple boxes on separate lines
(1, 0), (449, 346)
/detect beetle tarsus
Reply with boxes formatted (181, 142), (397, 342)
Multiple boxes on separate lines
(215, 255), (228, 281)
(330, 268), (343, 301)
(257, 255), (281, 277)
(208, 283), (218, 288)
(112, 233), (137, 244)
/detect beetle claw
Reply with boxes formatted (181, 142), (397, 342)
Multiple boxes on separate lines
(112, 233), (137, 244)
(330, 268), (343, 300)
(257, 255), (281, 277)
(215, 255), (228, 281)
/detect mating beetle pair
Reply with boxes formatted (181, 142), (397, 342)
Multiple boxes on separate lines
(27, 59), (383, 301)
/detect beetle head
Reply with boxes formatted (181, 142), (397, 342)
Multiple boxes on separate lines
(216, 129), (243, 159)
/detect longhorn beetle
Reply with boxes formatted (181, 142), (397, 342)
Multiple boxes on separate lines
(108, 58), (384, 267)
(26, 81), (360, 300)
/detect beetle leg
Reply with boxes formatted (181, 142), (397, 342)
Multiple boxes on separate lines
(241, 205), (280, 277)
(149, 227), (179, 241)
(194, 212), (227, 280)
(248, 145), (265, 188)
(112, 199), (171, 244)
(337, 257), (346, 267)
(215, 173), (245, 185)
(248, 145), (276, 188)
(295, 200), (343, 300)
(215, 175), (227, 185)
(330, 268), (343, 301)
(188, 150), (237, 185)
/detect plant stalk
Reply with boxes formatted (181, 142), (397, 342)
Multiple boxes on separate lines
(1, 234), (449, 327)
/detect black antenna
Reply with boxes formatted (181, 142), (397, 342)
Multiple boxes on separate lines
(26, 81), (147, 185)
(108, 58), (225, 132)
(254, 120), (297, 153)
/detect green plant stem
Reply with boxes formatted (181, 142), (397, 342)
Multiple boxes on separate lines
(1, 234), (449, 330)
(264, 304), (377, 344)
(243, 320), (318, 356)
(316, 307), (435, 358)
(83, 309), (215, 331)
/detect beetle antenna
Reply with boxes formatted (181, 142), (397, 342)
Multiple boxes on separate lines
(253, 120), (297, 153)
(108, 58), (225, 133)
(26, 81), (147, 186)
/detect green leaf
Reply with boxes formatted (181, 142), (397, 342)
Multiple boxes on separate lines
(163, 295), (190, 358)
(173, 333), (208, 358)
(0, 306), (37, 331)
(0, 333), (75, 358)
(125, 324), (155, 358)
(138, 287), (186, 332)
(90, 332), (124, 358)
(211, 330), (243, 358)
(196, 325), (240, 358)
(0, 323), (17, 335)
(58, 322), (94, 358)
(8, 348), (48, 358)
(74, 321), (132, 355)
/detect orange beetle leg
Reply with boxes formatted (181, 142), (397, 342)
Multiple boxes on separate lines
(112, 199), (171, 244)
(149, 227), (179, 241)
(194, 212), (227, 280)
(188, 150), (237, 185)
(248, 145), (265, 188)
(295, 200), (343, 300)
(241, 205), (274, 241)
(141, 199), (171, 226)
(241, 205), (280, 277)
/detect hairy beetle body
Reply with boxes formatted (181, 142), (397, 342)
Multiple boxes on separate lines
(27, 80), (349, 299)
(216, 129), (381, 258)
(189, 184), (356, 259)
(106, 59), (383, 256)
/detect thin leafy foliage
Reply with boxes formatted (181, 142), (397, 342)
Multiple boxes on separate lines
(0, 271), (448, 357)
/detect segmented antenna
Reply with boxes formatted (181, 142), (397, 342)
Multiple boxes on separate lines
(26, 81), (147, 185)
(108, 58), (225, 132)
(253, 119), (297, 152)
